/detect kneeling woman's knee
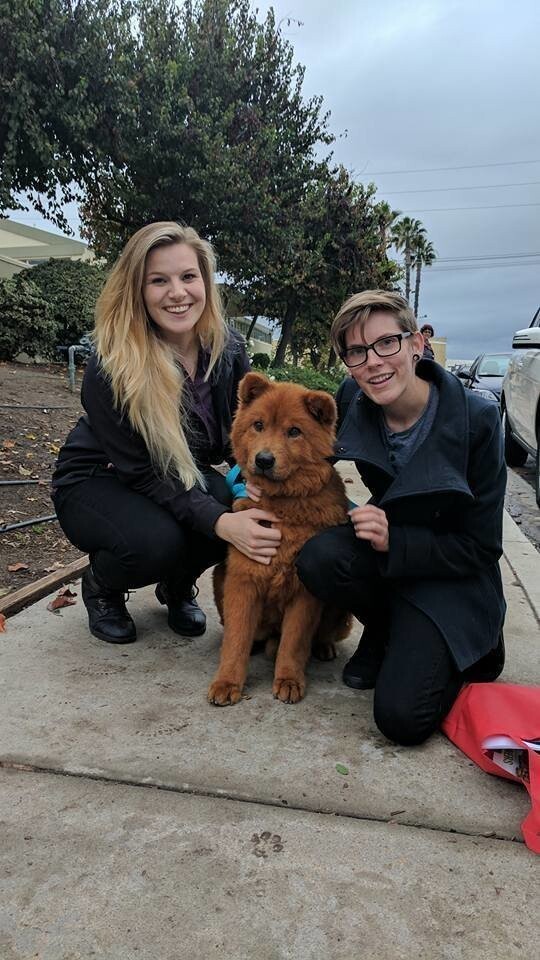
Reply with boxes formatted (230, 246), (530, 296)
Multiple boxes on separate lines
(373, 692), (435, 747)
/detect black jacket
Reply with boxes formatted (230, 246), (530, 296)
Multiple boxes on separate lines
(335, 360), (506, 670)
(52, 331), (250, 538)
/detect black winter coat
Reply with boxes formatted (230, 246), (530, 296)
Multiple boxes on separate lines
(51, 331), (250, 538)
(335, 360), (506, 671)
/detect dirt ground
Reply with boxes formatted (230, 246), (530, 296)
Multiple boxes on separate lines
(0, 361), (85, 598)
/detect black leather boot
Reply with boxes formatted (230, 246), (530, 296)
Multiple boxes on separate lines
(342, 628), (386, 690)
(81, 567), (137, 644)
(155, 580), (206, 637)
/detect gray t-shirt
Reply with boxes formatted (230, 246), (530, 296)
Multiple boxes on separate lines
(379, 382), (439, 474)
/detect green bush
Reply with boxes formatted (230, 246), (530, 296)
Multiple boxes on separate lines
(251, 352), (271, 369)
(267, 364), (343, 395)
(29, 258), (107, 345)
(0, 275), (58, 360)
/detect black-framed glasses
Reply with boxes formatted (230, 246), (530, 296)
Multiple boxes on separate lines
(340, 332), (413, 368)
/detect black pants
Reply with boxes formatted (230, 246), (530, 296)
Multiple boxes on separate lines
(53, 470), (232, 593)
(296, 523), (463, 746)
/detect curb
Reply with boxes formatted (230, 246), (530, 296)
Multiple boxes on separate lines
(503, 510), (540, 624)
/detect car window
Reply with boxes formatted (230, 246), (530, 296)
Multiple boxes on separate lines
(477, 356), (510, 376)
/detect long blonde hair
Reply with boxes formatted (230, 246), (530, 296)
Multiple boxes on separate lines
(94, 222), (228, 489)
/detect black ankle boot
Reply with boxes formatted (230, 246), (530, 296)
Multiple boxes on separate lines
(155, 580), (206, 637)
(342, 629), (386, 690)
(81, 568), (137, 644)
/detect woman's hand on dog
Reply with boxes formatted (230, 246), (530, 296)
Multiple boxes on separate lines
(214, 510), (281, 564)
(245, 480), (262, 502)
(348, 505), (389, 552)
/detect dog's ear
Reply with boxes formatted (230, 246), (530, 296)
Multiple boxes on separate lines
(304, 390), (337, 427)
(238, 372), (272, 405)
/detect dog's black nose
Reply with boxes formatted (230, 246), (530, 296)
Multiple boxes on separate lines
(254, 450), (275, 472)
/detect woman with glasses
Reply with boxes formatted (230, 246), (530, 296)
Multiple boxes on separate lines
(295, 290), (506, 746)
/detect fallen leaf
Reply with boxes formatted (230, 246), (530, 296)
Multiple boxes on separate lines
(0, 613), (6, 632)
(47, 587), (78, 612)
(44, 561), (65, 573)
(7, 562), (29, 572)
(2, 440), (15, 449)
(335, 763), (349, 776)
(26, 434), (37, 440)
(18, 465), (32, 477)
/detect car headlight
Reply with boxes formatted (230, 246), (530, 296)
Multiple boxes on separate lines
(472, 388), (498, 402)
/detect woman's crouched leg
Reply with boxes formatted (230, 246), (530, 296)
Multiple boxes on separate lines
(374, 597), (463, 746)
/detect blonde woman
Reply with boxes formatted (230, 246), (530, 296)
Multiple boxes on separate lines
(296, 291), (506, 746)
(52, 223), (281, 644)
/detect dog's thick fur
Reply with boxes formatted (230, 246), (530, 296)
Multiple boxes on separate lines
(208, 372), (352, 706)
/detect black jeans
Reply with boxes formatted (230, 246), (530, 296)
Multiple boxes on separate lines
(296, 523), (463, 746)
(53, 470), (232, 593)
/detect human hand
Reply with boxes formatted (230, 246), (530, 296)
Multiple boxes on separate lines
(348, 504), (389, 552)
(245, 480), (262, 502)
(214, 509), (281, 564)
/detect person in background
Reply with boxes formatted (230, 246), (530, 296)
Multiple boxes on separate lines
(296, 291), (506, 746)
(420, 322), (435, 360)
(51, 222), (281, 645)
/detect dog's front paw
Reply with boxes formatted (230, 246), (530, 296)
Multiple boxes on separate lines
(208, 680), (243, 706)
(273, 677), (305, 704)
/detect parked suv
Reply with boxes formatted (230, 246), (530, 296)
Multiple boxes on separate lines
(500, 308), (540, 506)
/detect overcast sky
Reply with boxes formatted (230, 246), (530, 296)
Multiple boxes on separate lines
(8, 0), (540, 359)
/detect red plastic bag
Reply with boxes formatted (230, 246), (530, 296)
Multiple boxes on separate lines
(442, 682), (540, 854)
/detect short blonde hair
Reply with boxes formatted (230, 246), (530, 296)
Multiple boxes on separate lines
(331, 290), (418, 356)
(94, 222), (228, 489)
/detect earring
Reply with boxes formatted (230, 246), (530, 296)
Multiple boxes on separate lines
(413, 353), (420, 361)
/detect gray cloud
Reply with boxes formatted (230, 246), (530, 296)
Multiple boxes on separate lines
(259, 0), (540, 358)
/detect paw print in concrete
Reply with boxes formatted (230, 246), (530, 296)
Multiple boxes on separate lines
(251, 831), (284, 859)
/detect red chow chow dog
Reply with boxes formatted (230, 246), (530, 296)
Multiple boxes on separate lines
(208, 372), (351, 706)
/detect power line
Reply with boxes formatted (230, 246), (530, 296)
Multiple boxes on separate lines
(364, 159), (540, 175)
(383, 180), (540, 195)
(402, 201), (540, 212)
(430, 261), (540, 272)
(436, 252), (540, 262)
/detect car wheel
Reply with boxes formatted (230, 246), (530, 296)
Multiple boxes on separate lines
(502, 411), (528, 467)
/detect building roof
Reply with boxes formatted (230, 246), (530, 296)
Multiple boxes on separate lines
(0, 218), (87, 262)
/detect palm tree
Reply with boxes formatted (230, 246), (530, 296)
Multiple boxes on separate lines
(391, 217), (426, 301)
(412, 237), (437, 316)
(374, 200), (401, 255)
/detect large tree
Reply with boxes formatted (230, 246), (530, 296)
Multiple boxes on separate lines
(1, 0), (396, 360)
(0, 0), (137, 231)
(237, 168), (400, 368)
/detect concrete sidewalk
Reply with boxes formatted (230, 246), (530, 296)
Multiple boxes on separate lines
(1, 464), (539, 959)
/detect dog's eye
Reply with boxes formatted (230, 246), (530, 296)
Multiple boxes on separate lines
(287, 426), (302, 438)
(253, 420), (264, 432)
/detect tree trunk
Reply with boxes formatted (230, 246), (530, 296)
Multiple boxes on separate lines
(414, 263), (422, 316)
(326, 345), (337, 371)
(271, 301), (296, 368)
(405, 243), (411, 301)
(246, 315), (259, 341)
